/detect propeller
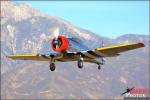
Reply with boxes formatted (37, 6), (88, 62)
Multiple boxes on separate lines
(52, 28), (62, 49)
(53, 28), (59, 40)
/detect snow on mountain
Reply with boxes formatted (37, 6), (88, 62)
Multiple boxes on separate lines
(1, 1), (46, 21)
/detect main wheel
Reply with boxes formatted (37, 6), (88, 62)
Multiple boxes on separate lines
(50, 63), (56, 71)
(98, 64), (101, 70)
(78, 60), (83, 69)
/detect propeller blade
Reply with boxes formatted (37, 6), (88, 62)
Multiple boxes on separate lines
(54, 28), (59, 40)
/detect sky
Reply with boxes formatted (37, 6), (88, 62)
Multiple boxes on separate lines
(17, 1), (149, 38)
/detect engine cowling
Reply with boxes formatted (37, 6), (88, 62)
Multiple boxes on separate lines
(51, 36), (69, 52)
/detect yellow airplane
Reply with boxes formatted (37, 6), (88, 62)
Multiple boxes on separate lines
(6, 28), (145, 71)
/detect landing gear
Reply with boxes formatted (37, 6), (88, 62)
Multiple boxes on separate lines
(97, 57), (105, 70)
(78, 60), (83, 68)
(49, 58), (56, 71)
(49, 63), (56, 71)
(77, 54), (83, 69)
(98, 64), (101, 70)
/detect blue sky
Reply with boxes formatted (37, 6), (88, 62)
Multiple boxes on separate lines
(17, 1), (149, 38)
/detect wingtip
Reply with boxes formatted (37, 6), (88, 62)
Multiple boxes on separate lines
(138, 42), (145, 47)
(5, 54), (14, 58)
(5, 55), (11, 58)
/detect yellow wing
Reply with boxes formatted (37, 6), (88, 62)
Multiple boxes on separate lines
(91, 42), (145, 57)
(6, 54), (50, 61)
(6, 53), (65, 61)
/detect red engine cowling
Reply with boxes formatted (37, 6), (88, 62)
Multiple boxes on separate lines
(51, 36), (69, 52)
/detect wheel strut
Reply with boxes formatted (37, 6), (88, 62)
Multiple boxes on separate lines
(78, 60), (83, 69)
(49, 58), (56, 71)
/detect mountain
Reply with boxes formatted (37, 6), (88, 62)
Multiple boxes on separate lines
(116, 34), (149, 45)
(1, 1), (149, 99)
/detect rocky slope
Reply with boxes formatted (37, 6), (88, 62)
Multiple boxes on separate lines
(1, 1), (149, 99)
